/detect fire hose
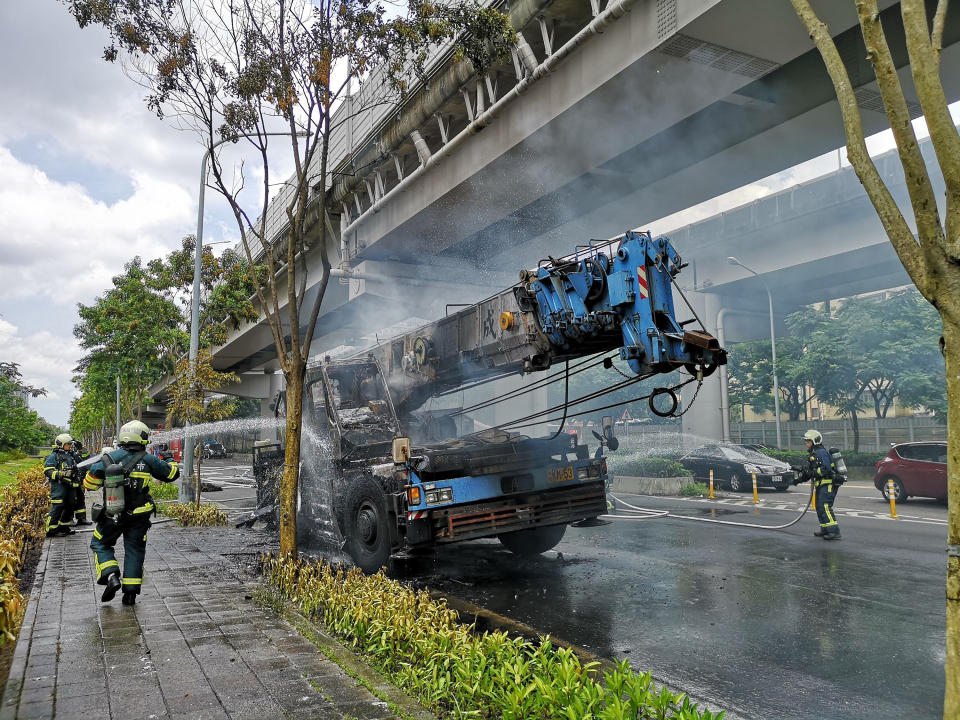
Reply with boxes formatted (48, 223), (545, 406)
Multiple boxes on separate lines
(604, 483), (816, 530)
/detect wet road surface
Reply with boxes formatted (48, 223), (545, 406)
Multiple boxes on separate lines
(203, 459), (946, 719)
(416, 488), (946, 720)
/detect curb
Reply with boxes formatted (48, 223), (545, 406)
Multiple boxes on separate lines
(271, 596), (437, 720)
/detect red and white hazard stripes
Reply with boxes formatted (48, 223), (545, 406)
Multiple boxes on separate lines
(637, 267), (649, 299)
(408, 510), (426, 520)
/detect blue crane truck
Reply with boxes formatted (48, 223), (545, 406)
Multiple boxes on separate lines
(254, 231), (726, 572)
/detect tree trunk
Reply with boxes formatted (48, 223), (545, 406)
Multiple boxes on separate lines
(279, 365), (305, 558)
(944, 316), (960, 719)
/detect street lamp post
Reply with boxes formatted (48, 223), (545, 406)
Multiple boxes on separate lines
(181, 133), (308, 503)
(727, 257), (782, 449)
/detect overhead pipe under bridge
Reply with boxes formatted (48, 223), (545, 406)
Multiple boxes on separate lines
(325, 0), (554, 210)
(337, 0), (641, 248)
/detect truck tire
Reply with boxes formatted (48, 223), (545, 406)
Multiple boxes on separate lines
(498, 524), (566, 556)
(344, 476), (394, 574)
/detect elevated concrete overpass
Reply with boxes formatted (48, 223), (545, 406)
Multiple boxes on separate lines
(193, 0), (954, 440)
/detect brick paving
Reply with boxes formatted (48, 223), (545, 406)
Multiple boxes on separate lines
(1, 524), (406, 720)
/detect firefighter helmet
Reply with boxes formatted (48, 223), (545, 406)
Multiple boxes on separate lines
(803, 429), (823, 445)
(118, 420), (150, 447)
(54, 433), (73, 449)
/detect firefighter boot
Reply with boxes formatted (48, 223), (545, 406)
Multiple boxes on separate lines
(122, 592), (137, 606)
(813, 528), (828, 537)
(101, 572), (122, 602)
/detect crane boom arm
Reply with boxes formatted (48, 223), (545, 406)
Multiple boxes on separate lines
(355, 231), (726, 416)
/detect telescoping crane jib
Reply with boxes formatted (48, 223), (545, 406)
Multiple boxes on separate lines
(259, 231), (726, 573)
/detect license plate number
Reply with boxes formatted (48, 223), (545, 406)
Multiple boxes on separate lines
(547, 466), (574, 483)
(773, 475), (781, 482)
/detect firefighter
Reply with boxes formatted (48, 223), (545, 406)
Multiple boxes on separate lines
(65, 439), (92, 526)
(43, 434), (77, 537)
(83, 420), (179, 605)
(795, 429), (841, 541)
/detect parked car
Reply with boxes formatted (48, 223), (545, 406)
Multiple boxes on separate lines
(679, 444), (794, 492)
(874, 441), (946, 502)
(202, 441), (228, 460)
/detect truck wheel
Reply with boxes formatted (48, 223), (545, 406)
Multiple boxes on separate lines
(344, 476), (393, 574)
(498, 524), (566, 556)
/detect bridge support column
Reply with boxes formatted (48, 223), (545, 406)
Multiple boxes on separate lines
(681, 292), (724, 447)
(259, 372), (286, 442)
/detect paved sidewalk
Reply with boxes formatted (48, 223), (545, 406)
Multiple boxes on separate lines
(1, 524), (406, 720)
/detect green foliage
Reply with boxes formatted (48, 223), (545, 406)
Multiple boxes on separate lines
(158, 502), (229, 526)
(264, 555), (724, 720)
(679, 482), (709, 497)
(145, 479), (179, 500)
(166, 349), (239, 427)
(728, 290), (945, 450)
(70, 238), (256, 439)
(0, 363), (55, 453)
(610, 456), (692, 478)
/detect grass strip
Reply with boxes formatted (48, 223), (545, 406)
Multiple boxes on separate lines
(264, 555), (725, 720)
(0, 458), (42, 489)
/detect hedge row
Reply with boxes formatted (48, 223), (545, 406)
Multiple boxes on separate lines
(264, 555), (723, 720)
(609, 456), (693, 479)
(0, 466), (48, 644)
(158, 502), (228, 526)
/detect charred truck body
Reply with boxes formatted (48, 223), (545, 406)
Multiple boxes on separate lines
(256, 232), (726, 572)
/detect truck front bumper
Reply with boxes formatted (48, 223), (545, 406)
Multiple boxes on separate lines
(423, 480), (607, 543)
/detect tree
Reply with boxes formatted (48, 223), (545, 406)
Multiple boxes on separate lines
(70, 239), (256, 444)
(726, 338), (816, 422)
(789, 2), (958, 714)
(63, 0), (515, 557)
(0, 363), (53, 453)
(167, 349), (238, 504)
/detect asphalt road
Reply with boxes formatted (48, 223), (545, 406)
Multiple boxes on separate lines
(419, 483), (947, 720)
(196, 460), (947, 720)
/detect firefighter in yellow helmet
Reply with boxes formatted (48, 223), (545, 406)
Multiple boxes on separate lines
(83, 420), (179, 605)
(43, 433), (78, 536)
(794, 429), (842, 540)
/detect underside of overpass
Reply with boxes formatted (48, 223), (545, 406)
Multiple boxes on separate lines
(194, 0), (953, 444)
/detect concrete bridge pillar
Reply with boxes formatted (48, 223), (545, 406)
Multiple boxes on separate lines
(680, 292), (724, 448)
(259, 371), (286, 441)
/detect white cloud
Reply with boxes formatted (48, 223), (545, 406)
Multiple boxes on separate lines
(0, 318), (81, 425)
(0, 147), (194, 307)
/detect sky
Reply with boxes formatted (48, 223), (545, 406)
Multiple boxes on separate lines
(0, 0), (950, 428)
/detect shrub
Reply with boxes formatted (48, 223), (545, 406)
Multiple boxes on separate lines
(263, 555), (724, 720)
(679, 482), (709, 497)
(612, 456), (693, 478)
(158, 502), (228, 526)
(145, 479), (179, 500)
(0, 450), (27, 464)
(0, 466), (48, 644)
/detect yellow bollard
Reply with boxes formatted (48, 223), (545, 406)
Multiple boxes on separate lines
(887, 477), (899, 519)
(752, 473), (759, 504)
(709, 469), (715, 499)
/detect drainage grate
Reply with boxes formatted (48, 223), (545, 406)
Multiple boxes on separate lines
(854, 87), (923, 118)
(660, 33), (779, 80)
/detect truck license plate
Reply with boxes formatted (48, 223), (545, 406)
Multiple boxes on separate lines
(773, 475), (781, 482)
(548, 466), (574, 483)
